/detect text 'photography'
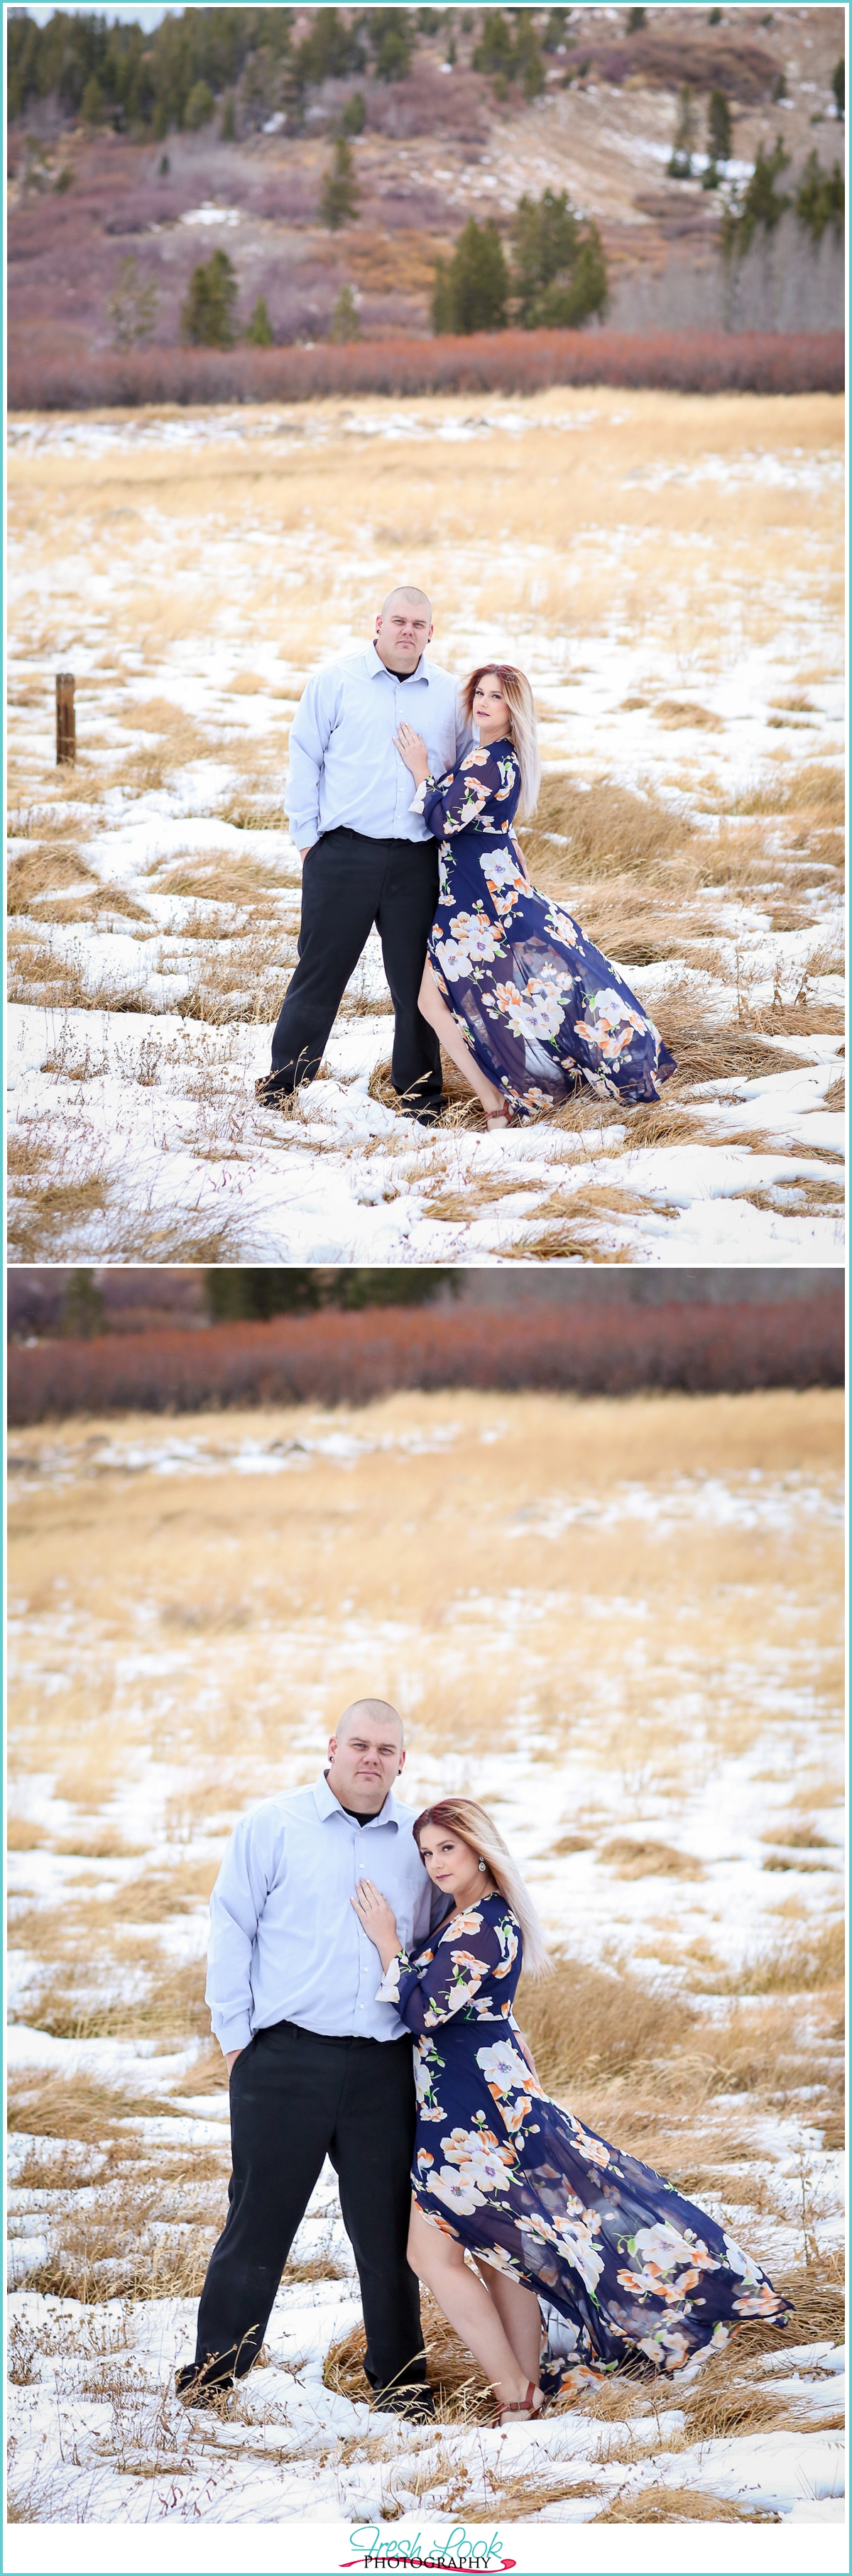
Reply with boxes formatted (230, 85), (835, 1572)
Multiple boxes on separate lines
(3, 3), (847, 2570)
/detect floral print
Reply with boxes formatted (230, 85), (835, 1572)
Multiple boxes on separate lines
(422, 743), (676, 1113)
(386, 1895), (791, 2383)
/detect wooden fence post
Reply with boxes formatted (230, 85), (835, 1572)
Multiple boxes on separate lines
(56, 672), (75, 764)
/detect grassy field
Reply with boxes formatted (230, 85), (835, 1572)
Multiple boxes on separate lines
(6, 385), (845, 1268)
(6, 1386), (844, 2525)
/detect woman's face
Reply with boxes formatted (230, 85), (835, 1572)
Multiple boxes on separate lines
(472, 672), (510, 738)
(417, 1825), (486, 1903)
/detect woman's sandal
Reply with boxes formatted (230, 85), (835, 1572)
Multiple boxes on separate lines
(494, 2379), (544, 2426)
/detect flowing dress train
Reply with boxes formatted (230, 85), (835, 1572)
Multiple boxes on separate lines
(378, 1895), (791, 2384)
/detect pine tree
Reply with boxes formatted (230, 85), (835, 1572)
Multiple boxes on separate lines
(667, 84), (697, 179)
(185, 79), (214, 131)
(329, 285), (361, 341)
(720, 138), (790, 260)
(181, 249), (238, 347)
(246, 295), (273, 346)
(340, 90), (366, 136)
(430, 256), (455, 335)
(831, 57), (845, 119)
(510, 189), (607, 329)
(432, 218), (509, 335)
(320, 137), (360, 231)
(708, 87), (731, 163)
(795, 150), (844, 243)
(221, 93), (236, 141)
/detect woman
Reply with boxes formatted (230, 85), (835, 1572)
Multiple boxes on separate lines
(352, 1801), (790, 2424)
(394, 666), (675, 1129)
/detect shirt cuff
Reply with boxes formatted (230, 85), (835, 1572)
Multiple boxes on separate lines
(285, 820), (319, 849)
(376, 1951), (408, 2004)
(408, 779), (430, 816)
(212, 2013), (253, 2055)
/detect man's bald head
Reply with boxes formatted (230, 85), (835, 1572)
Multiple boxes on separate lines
(336, 1697), (405, 1745)
(374, 586), (433, 676)
(327, 1698), (407, 1814)
(380, 583), (432, 621)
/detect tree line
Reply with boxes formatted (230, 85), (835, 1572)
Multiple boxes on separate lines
(8, 7), (555, 137)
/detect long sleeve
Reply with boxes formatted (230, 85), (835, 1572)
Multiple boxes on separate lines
(206, 1807), (282, 2056)
(285, 669), (339, 850)
(388, 1905), (520, 2037)
(422, 745), (520, 840)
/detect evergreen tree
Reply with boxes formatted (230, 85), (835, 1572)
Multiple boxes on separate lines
(831, 57), (845, 120)
(246, 294), (273, 345)
(542, 9), (574, 50)
(221, 93), (236, 141)
(515, 23), (546, 102)
(371, 9), (414, 83)
(667, 84), (697, 178)
(329, 284), (361, 341)
(62, 1271), (104, 1339)
(340, 90), (366, 136)
(430, 256), (455, 335)
(432, 217), (509, 334)
(510, 188), (607, 328)
(795, 150), (844, 243)
(185, 79), (215, 131)
(181, 248), (238, 347)
(473, 13), (514, 78)
(81, 72), (104, 125)
(628, 8), (646, 28)
(707, 87), (732, 163)
(320, 137), (360, 231)
(720, 138), (790, 259)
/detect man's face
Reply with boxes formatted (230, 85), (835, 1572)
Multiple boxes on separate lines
(327, 1714), (405, 1812)
(374, 598), (433, 675)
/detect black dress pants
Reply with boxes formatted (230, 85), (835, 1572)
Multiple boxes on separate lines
(194, 2021), (427, 2396)
(268, 828), (444, 1112)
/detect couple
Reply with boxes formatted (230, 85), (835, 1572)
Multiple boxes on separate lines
(255, 586), (675, 1129)
(176, 1701), (790, 2423)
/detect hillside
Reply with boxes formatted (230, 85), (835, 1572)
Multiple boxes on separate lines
(7, 3), (845, 400)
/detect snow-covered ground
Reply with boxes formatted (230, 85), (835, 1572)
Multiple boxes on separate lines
(6, 1390), (845, 2536)
(6, 392), (845, 1266)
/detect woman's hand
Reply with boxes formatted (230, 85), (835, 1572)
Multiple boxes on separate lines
(394, 722), (430, 786)
(351, 1877), (402, 1971)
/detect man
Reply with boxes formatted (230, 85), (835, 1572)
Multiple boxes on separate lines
(175, 1699), (444, 2418)
(255, 585), (470, 1126)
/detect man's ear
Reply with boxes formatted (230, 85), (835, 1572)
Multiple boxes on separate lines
(398, 1747), (406, 1772)
(327, 1736), (337, 1763)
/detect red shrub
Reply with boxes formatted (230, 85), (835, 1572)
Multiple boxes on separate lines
(6, 1295), (843, 1425)
(7, 329), (844, 412)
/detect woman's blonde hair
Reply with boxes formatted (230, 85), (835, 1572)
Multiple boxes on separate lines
(413, 1798), (553, 1981)
(462, 664), (541, 822)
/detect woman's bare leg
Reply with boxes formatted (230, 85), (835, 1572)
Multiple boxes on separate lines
(474, 2261), (542, 2386)
(408, 2205), (540, 2413)
(417, 963), (506, 1119)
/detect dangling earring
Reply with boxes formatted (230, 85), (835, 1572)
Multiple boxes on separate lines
(478, 1857), (487, 1873)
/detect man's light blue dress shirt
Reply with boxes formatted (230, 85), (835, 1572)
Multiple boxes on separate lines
(205, 1771), (441, 2055)
(285, 644), (469, 850)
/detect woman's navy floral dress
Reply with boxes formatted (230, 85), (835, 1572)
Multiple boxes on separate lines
(378, 1897), (790, 2383)
(419, 742), (675, 1115)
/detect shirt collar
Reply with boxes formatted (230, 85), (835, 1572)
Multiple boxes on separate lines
(366, 642), (429, 684)
(312, 1769), (400, 1830)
